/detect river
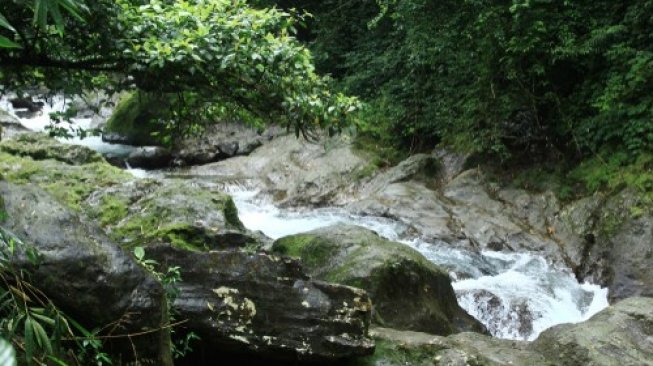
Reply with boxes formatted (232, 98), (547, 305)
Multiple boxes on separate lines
(0, 94), (609, 341)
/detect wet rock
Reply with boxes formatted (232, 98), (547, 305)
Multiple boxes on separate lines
(532, 297), (653, 365)
(548, 194), (604, 270)
(0, 182), (172, 365)
(361, 153), (440, 195)
(456, 289), (535, 340)
(0, 133), (105, 165)
(272, 224), (486, 335)
(148, 245), (374, 362)
(0, 108), (29, 140)
(125, 146), (172, 169)
(432, 148), (472, 184)
(9, 97), (44, 113)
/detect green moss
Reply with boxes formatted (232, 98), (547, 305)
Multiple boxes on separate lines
(223, 197), (244, 230)
(98, 195), (129, 227)
(0, 152), (131, 211)
(104, 91), (172, 145)
(349, 339), (439, 366)
(353, 163), (379, 181)
(569, 151), (653, 203)
(272, 234), (338, 270)
(146, 224), (208, 251)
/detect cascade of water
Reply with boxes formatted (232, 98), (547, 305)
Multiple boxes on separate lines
(227, 187), (609, 341)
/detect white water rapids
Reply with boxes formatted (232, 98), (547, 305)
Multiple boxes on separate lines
(1, 94), (609, 341)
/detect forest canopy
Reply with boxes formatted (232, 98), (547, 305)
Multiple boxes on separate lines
(0, 0), (359, 138)
(275, 0), (653, 159)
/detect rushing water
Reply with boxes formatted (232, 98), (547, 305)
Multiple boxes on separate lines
(3, 96), (609, 341)
(227, 188), (608, 341)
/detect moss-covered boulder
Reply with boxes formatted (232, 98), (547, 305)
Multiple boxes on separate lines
(103, 91), (169, 146)
(0, 134), (132, 211)
(0, 182), (173, 365)
(0, 134), (261, 251)
(86, 179), (263, 251)
(0, 133), (105, 165)
(272, 224), (486, 335)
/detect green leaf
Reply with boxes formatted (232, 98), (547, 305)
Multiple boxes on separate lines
(0, 338), (17, 366)
(24, 317), (35, 365)
(133, 246), (145, 261)
(0, 36), (21, 49)
(0, 12), (16, 31)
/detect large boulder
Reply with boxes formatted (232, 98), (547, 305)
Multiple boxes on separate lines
(0, 182), (172, 365)
(0, 135), (132, 211)
(149, 245), (374, 362)
(172, 123), (283, 166)
(185, 134), (370, 206)
(85, 178), (266, 250)
(0, 133), (105, 165)
(272, 225), (486, 336)
(125, 146), (173, 169)
(532, 297), (653, 365)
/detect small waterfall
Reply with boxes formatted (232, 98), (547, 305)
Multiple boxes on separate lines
(227, 187), (609, 341)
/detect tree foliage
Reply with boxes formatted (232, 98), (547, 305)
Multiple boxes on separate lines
(0, 0), (359, 138)
(282, 0), (653, 158)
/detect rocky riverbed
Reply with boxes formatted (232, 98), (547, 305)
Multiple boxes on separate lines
(0, 98), (651, 365)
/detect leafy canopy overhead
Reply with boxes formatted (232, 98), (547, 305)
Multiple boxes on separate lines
(0, 0), (359, 137)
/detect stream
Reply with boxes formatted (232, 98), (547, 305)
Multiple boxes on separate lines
(1, 95), (609, 341)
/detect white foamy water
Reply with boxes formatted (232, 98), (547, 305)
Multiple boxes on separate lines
(4, 95), (610, 341)
(0, 94), (137, 158)
(228, 187), (609, 341)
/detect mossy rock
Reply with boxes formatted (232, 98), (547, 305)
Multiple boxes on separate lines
(350, 327), (549, 366)
(88, 179), (261, 251)
(0, 133), (105, 165)
(0, 135), (131, 211)
(0, 134), (259, 252)
(104, 91), (171, 145)
(272, 224), (486, 336)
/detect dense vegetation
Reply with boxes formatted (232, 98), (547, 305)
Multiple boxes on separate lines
(272, 0), (652, 162)
(0, 0), (359, 138)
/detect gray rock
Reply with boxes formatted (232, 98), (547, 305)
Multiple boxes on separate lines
(603, 213), (653, 301)
(355, 327), (547, 366)
(0, 108), (29, 140)
(171, 123), (281, 166)
(0, 182), (172, 365)
(148, 245), (374, 362)
(186, 134), (368, 206)
(126, 146), (172, 169)
(532, 297), (653, 366)
(272, 224), (486, 336)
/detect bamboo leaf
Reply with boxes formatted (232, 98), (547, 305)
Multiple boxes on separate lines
(0, 338), (17, 366)
(0, 12), (16, 31)
(24, 317), (35, 365)
(0, 36), (21, 49)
